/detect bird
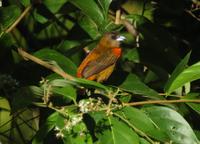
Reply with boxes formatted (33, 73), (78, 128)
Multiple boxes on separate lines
(77, 32), (125, 82)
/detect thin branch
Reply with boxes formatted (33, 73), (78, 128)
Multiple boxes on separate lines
(17, 48), (75, 80)
(141, 0), (147, 16)
(115, 9), (121, 25)
(185, 9), (200, 22)
(5, 5), (32, 33)
(123, 99), (200, 107)
(122, 20), (138, 37)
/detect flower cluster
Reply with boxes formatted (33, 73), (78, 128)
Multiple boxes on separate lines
(78, 98), (102, 113)
(55, 114), (83, 138)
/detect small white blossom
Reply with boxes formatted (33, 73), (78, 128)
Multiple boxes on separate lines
(56, 132), (64, 138)
(54, 126), (60, 131)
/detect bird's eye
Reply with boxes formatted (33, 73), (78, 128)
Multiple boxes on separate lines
(111, 34), (117, 40)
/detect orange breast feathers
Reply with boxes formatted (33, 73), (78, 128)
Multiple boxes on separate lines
(77, 32), (125, 82)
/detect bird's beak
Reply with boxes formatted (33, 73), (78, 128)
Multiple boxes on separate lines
(116, 35), (126, 41)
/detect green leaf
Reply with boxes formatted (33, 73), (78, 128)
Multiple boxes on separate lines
(34, 48), (77, 76)
(52, 85), (77, 103)
(78, 16), (101, 39)
(12, 86), (43, 111)
(142, 106), (199, 143)
(165, 51), (191, 94)
(94, 113), (139, 144)
(116, 107), (168, 142)
(0, 5), (21, 30)
(69, 0), (104, 26)
(165, 60), (200, 94)
(43, 0), (68, 13)
(73, 78), (108, 91)
(120, 74), (162, 99)
(123, 48), (140, 63)
(0, 33), (15, 47)
(20, 0), (30, 7)
(97, 0), (112, 19)
(0, 97), (12, 144)
(33, 9), (48, 23)
(32, 112), (58, 144)
(182, 93), (200, 114)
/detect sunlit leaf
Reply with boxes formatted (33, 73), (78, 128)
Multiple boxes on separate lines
(142, 106), (199, 143)
(116, 107), (168, 142)
(165, 51), (191, 94)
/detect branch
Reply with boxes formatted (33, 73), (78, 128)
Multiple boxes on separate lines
(123, 99), (200, 107)
(185, 9), (200, 22)
(17, 48), (75, 80)
(5, 5), (32, 33)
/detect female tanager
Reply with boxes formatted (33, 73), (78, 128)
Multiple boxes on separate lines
(77, 32), (125, 82)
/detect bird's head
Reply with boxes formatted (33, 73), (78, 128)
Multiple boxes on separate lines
(99, 32), (125, 48)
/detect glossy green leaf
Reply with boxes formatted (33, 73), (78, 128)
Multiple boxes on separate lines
(120, 74), (162, 99)
(78, 16), (101, 39)
(95, 114), (139, 144)
(0, 5), (21, 30)
(73, 78), (108, 91)
(34, 48), (77, 76)
(139, 138), (151, 144)
(20, 0), (30, 7)
(182, 93), (200, 114)
(52, 85), (77, 103)
(69, 0), (104, 26)
(33, 9), (48, 23)
(116, 107), (168, 142)
(97, 0), (112, 19)
(165, 60), (200, 94)
(32, 112), (58, 144)
(165, 51), (191, 94)
(43, 0), (68, 13)
(142, 106), (199, 143)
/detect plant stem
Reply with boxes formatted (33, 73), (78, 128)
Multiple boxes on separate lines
(123, 99), (200, 107)
(6, 5), (32, 33)
(17, 48), (75, 80)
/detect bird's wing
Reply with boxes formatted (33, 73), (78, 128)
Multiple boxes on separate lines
(82, 50), (119, 78)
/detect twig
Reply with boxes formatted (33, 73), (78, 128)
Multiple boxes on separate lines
(185, 9), (200, 22)
(123, 99), (200, 107)
(17, 48), (75, 80)
(115, 9), (121, 25)
(5, 5), (32, 33)
(141, 0), (147, 16)
(122, 20), (138, 37)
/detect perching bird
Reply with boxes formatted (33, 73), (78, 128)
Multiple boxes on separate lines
(77, 32), (125, 82)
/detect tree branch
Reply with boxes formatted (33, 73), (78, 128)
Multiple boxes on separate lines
(5, 5), (32, 33)
(17, 48), (75, 80)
